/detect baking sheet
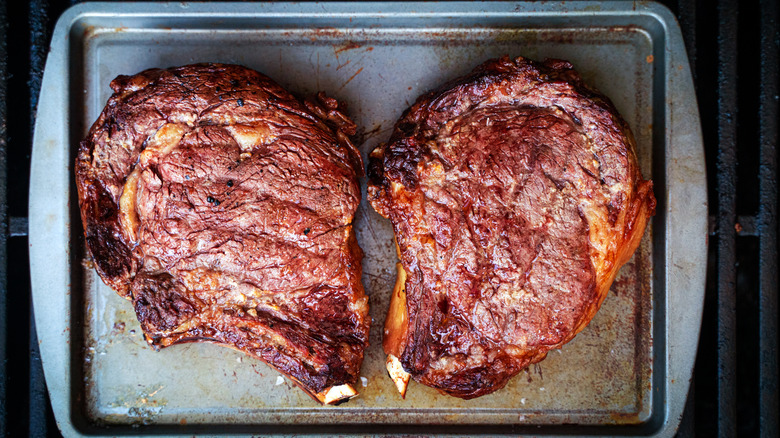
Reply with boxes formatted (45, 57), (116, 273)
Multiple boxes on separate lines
(29, 2), (706, 436)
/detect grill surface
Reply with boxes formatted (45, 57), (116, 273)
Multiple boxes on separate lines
(0, 0), (777, 436)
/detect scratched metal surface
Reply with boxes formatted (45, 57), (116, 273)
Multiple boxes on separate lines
(28, 2), (707, 436)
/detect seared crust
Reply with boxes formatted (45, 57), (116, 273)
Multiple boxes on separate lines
(76, 63), (369, 402)
(368, 56), (655, 399)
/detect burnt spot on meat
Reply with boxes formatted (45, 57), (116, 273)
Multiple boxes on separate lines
(437, 297), (449, 315)
(75, 178), (136, 295)
(85, 222), (133, 285)
(132, 273), (197, 333)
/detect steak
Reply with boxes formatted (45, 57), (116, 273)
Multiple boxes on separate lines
(76, 63), (369, 404)
(368, 56), (656, 399)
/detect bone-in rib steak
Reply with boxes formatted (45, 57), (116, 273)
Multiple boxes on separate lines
(76, 63), (369, 404)
(368, 56), (656, 399)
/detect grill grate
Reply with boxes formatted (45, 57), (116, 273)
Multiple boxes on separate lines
(0, 0), (777, 436)
(0, 0), (8, 435)
(757, 0), (778, 435)
(716, 0), (738, 435)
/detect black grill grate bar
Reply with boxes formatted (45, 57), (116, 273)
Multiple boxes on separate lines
(0, 0), (8, 435)
(9, 217), (28, 237)
(759, 0), (779, 436)
(29, 0), (50, 134)
(677, 0), (697, 79)
(708, 214), (759, 236)
(716, 0), (739, 436)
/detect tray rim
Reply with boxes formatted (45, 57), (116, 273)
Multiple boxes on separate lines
(28, 1), (707, 437)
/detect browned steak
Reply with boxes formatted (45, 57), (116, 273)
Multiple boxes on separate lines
(368, 56), (656, 399)
(76, 63), (369, 404)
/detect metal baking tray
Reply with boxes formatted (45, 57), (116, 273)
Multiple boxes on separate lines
(29, 2), (706, 436)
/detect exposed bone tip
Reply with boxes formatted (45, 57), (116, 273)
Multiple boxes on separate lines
(319, 383), (358, 405)
(386, 354), (410, 398)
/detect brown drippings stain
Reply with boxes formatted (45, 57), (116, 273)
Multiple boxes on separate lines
(356, 124), (386, 145)
(339, 67), (364, 91)
(609, 411), (642, 424)
(311, 27), (343, 39)
(335, 41), (362, 53)
(82, 25), (96, 40)
(112, 322), (126, 334)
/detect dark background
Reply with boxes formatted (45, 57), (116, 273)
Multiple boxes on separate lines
(0, 0), (777, 436)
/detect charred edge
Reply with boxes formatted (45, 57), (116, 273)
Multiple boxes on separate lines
(303, 92), (364, 177)
(135, 282), (365, 392)
(82, 180), (134, 287)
